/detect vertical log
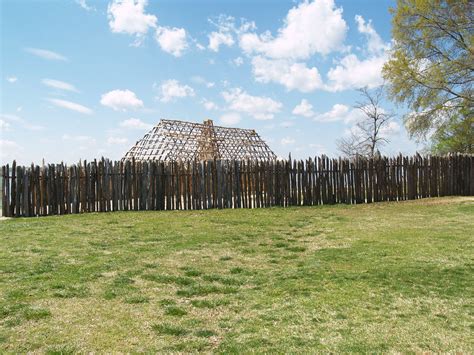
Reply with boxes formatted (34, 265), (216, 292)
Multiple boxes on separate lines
(1, 165), (7, 217)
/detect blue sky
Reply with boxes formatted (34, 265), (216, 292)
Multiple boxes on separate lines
(1, 0), (421, 165)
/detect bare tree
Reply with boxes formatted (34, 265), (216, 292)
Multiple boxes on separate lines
(337, 85), (396, 158)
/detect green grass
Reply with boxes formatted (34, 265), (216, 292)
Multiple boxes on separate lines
(0, 197), (472, 352)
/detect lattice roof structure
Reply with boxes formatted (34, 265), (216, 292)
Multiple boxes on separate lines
(123, 119), (276, 161)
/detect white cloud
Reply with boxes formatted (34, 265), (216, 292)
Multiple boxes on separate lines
(209, 31), (234, 52)
(380, 121), (401, 137)
(191, 76), (215, 88)
(311, 104), (374, 124)
(239, 0), (347, 60)
(325, 15), (390, 91)
(244, 12), (390, 93)
(208, 16), (234, 52)
(42, 78), (79, 92)
(343, 108), (368, 124)
(219, 112), (241, 126)
(280, 136), (296, 145)
(24, 47), (67, 61)
(252, 56), (323, 92)
(222, 88), (282, 120)
(0, 119), (11, 131)
(292, 99), (314, 117)
(326, 53), (387, 91)
(107, 0), (157, 36)
(100, 89), (144, 111)
(355, 15), (389, 54)
(207, 15), (255, 52)
(155, 26), (188, 56)
(76, 0), (94, 11)
(120, 118), (153, 130)
(202, 99), (218, 110)
(48, 98), (93, 115)
(313, 104), (350, 122)
(156, 80), (195, 103)
(232, 57), (244, 66)
(6, 76), (17, 83)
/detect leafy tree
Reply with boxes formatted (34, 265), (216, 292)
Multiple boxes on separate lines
(429, 111), (474, 153)
(337, 86), (395, 158)
(382, 0), (473, 153)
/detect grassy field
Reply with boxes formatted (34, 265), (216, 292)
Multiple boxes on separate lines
(0, 197), (472, 352)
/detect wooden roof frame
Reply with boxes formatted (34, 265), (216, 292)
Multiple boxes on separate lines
(123, 119), (276, 161)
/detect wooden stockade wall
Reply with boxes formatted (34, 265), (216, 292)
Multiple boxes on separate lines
(1, 154), (473, 217)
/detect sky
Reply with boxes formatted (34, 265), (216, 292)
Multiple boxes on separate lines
(1, 0), (423, 165)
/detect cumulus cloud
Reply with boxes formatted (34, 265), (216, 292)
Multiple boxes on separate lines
(325, 15), (390, 91)
(241, 10), (389, 93)
(207, 15), (255, 52)
(202, 99), (218, 110)
(42, 79), (79, 92)
(48, 98), (93, 115)
(219, 112), (241, 126)
(156, 80), (195, 102)
(312, 104), (367, 123)
(326, 53), (387, 91)
(119, 118), (153, 130)
(76, 0), (94, 11)
(232, 57), (244, 66)
(252, 56), (323, 92)
(209, 32), (234, 52)
(380, 120), (401, 137)
(355, 15), (389, 54)
(0, 119), (11, 131)
(24, 47), (67, 61)
(313, 104), (350, 122)
(155, 26), (188, 56)
(239, 0), (347, 59)
(100, 89), (144, 111)
(107, 0), (157, 36)
(292, 99), (314, 118)
(191, 76), (215, 88)
(222, 88), (282, 120)
(107, 0), (190, 52)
